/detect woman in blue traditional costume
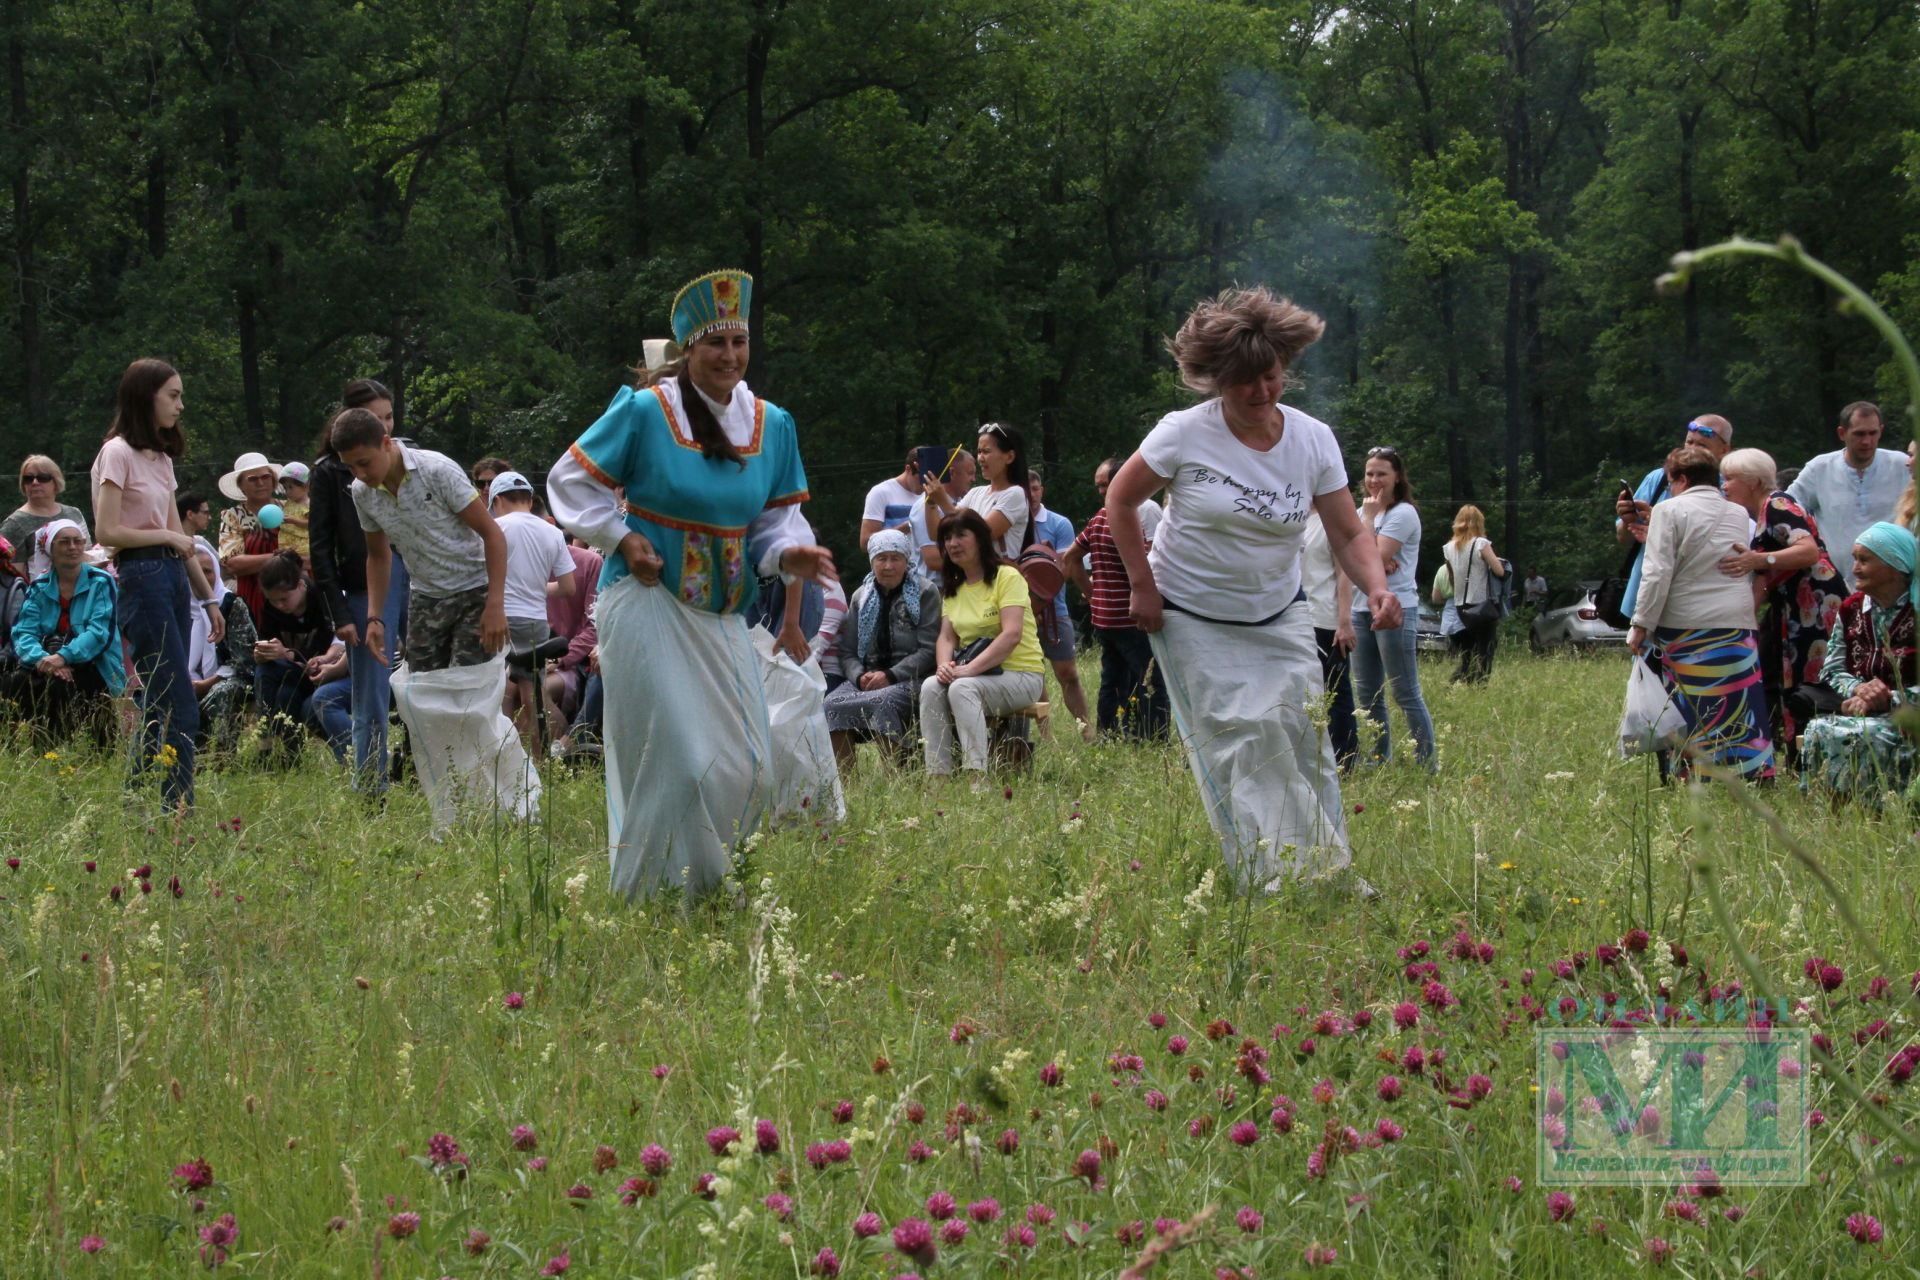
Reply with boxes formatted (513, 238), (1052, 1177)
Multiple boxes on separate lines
(548, 270), (836, 900)
(1800, 522), (1920, 800)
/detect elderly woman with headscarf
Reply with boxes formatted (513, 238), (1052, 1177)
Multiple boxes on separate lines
(547, 269), (836, 901)
(4, 518), (123, 742)
(824, 528), (939, 770)
(1800, 522), (1920, 798)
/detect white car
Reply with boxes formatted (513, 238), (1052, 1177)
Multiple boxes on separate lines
(1530, 580), (1629, 653)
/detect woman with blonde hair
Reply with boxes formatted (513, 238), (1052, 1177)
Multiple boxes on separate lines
(1441, 504), (1507, 684)
(1, 454), (89, 573)
(1105, 285), (1396, 891)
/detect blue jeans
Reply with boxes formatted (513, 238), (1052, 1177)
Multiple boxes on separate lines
(1350, 609), (1436, 767)
(117, 555), (199, 809)
(307, 676), (354, 763)
(344, 553), (409, 792)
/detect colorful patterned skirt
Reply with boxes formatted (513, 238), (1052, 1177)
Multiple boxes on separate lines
(1654, 627), (1775, 780)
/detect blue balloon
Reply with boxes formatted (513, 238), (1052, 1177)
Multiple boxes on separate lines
(256, 503), (284, 530)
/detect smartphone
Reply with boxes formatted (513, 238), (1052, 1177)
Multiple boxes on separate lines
(915, 446), (956, 484)
(1616, 478), (1634, 498)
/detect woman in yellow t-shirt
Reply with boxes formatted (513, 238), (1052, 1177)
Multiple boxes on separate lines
(919, 509), (1045, 777)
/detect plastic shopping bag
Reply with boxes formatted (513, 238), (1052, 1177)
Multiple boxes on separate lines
(750, 627), (846, 825)
(390, 659), (540, 835)
(1618, 659), (1685, 758)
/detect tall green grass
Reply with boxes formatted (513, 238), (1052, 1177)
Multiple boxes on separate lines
(2, 650), (1914, 1277)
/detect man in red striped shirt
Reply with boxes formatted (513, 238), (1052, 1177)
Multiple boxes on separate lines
(1064, 457), (1169, 738)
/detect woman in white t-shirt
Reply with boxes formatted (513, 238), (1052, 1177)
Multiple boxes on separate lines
(1440, 504), (1506, 685)
(927, 422), (1033, 561)
(1105, 286), (1398, 892)
(1350, 447), (1436, 768)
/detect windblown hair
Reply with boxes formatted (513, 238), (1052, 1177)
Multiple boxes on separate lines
(1167, 286), (1325, 397)
(936, 509), (1006, 599)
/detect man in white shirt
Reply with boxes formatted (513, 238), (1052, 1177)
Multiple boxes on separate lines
(489, 471), (576, 740)
(905, 449), (976, 579)
(858, 450), (927, 551)
(1524, 569), (1547, 607)
(1788, 401), (1908, 590)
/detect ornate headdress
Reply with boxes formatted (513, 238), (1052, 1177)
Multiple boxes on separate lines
(671, 269), (752, 346)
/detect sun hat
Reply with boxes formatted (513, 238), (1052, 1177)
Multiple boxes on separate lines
(279, 460), (310, 485)
(218, 452), (285, 502)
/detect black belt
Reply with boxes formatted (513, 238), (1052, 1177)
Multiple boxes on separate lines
(1161, 586), (1306, 628)
(115, 545), (179, 562)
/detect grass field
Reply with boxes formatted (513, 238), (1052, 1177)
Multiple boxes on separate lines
(4, 648), (1916, 1278)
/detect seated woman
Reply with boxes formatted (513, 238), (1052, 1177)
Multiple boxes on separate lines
(0, 537), (27, 675)
(189, 543), (256, 752)
(825, 528), (939, 770)
(4, 519), (123, 744)
(1801, 522), (1920, 799)
(253, 551), (352, 763)
(919, 509), (1046, 781)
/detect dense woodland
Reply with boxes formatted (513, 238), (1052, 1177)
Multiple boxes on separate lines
(4, 0), (1917, 578)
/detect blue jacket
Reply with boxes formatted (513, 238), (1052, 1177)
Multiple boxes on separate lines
(12, 565), (125, 695)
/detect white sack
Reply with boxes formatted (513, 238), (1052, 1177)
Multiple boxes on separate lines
(751, 626), (846, 825)
(391, 658), (540, 835)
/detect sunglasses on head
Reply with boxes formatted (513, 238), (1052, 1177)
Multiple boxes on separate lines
(981, 423), (1011, 439)
(1366, 446), (1399, 459)
(1686, 422), (1718, 440)
(20, 473), (54, 485)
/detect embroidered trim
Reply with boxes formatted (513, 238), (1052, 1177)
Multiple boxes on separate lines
(651, 385), (766, 457)
(568, 442), (619, 490)
(767, 488), (811, 508)
(624, 502), (749, 539)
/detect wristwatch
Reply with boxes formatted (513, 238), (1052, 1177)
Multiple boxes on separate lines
(1765, 553), (1777, 568)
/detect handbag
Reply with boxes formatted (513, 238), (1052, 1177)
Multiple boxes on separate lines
(953, 636), (1003, 676)
(1458, 541), (1502, 627)
(1016, 546), (1066, 646)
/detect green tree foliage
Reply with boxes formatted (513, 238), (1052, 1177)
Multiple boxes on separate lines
(2, 0), (1915, 579)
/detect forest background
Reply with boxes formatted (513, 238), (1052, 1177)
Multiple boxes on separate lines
(4, 0), (1917, 581)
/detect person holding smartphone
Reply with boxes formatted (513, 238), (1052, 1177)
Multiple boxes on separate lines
(1614, 415), (1733, 622)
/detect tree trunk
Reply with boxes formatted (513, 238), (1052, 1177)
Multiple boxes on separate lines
(7, 22), (47, 433)
(222, 106), (266, 439)
(1438, 265), (1470, 505)
(1677, 104), (1704, 408)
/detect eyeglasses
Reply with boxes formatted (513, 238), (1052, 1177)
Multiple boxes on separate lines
(1685, 422), (1719, 440)
(20, 473), (54, 485)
